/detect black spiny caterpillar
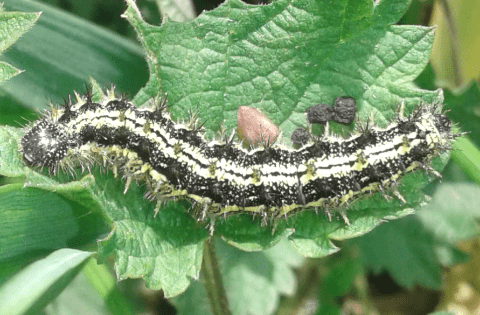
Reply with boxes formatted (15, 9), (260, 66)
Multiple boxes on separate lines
(20, 89), (457, 222)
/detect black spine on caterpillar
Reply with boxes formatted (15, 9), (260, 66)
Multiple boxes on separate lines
(20, 93), (456, 218)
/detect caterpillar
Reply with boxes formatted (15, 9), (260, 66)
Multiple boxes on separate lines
(20, 89), (456, 222)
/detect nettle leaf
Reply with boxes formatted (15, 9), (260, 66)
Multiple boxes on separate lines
(125, 0), (440, 134)
(93, 175), (207, 298)
(156, 0), (196, 22)
(123, 0), (444, 254)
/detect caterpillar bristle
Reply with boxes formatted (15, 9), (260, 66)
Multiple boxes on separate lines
(324, 204), (332, 222)
(395, 100), (406, 119)
(83, 84), (93, 103)
(392, 189), (406, 204)
(339, 211), (350, 226)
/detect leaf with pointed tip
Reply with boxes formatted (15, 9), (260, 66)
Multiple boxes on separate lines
(121, 0), (447, 258)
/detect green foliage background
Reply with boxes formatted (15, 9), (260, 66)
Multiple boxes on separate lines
(0, 0), (479, 314)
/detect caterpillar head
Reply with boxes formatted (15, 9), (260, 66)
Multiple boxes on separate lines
(21, 120), (72, 169)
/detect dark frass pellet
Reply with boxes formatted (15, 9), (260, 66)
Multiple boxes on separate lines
(333, 96), (356, 124)
(307, 104), (334, 124)
(291, 128), (310, 146)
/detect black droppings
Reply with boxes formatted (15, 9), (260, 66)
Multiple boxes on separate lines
(307, 104), (334, 124)
(291, 128), (309, 146)
(333, 96), (356, 124)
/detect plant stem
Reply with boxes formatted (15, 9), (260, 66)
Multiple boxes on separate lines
(202, 239), (231, 315)
(451, 136), (480, 186)
(437, 0), (463, 86)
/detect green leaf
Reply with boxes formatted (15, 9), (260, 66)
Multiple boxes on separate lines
(0, 126), (26, 177)
(125, 0), (440, 136)
(0, 90), (38, 126)
(442, 82), (480, 186)
(96, 197), (207, 297)
(0, 184), (79, 263)
(444, 82), (480, 146)
(320, 258), (362, 298)
(316, 257), (362, 314)
(0, 3), (40, 84)
(351, 180), (480, 289)
(351, 216), (444, 289)
(120, 0), (446, 259)
(214, 215), (295, 251)
(156, 0), (196, 22)
(80, 259), (134, 315)
(0, 157), (107, 281)
(0, 60), (21, 85)
(451, 137), (480, 187)
(171, 238), (303, 315)
(0, 249), (93, 315)
(44, 271), (111, 315)
(220, 239), (301, 315)
(416, 183), (480, 243)
(0, 4), (40, 52)
(1, 0), (148, 109)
